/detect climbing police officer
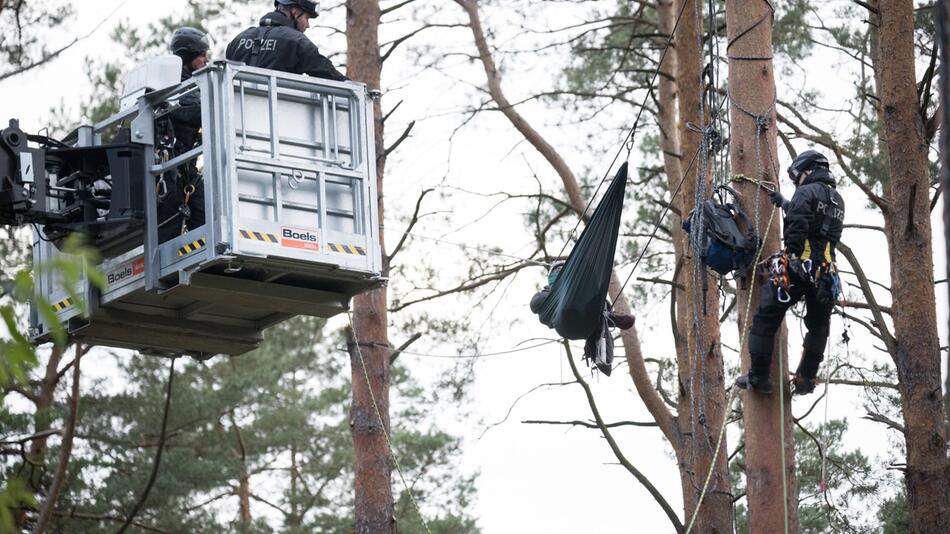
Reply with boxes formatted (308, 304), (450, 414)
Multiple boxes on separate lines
(225, 0), (347, 81)
(160, 27), (212, 241)
(737, 150), (845, 395)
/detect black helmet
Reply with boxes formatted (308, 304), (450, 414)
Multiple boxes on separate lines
(787, 149), (829, 183)
(170, 27), (210, 58)
(275, 0), (319, 18)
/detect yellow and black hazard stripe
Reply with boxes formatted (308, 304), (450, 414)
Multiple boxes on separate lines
(327, 243), (366, 256)
(239, 229), (279, 243)
(52, 297), (74, 312)
(178, 237), (207, 257)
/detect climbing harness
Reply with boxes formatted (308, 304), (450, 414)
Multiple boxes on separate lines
(767, 252), (791, 303)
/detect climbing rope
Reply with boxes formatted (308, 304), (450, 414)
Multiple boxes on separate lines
(777, 344), (790, 534)
(115, 357), (177, 534)
(683, 202), (778, 534)
(395, 230), (551, 267)
(554, 0), (693, 262)
(346, 311), (432, 534)
(613, 143), (704, 302)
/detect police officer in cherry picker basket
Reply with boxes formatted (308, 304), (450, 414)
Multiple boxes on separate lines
(226, 0), (347, 81)
(159, 27), (212, 242)
(736, 150), (845, 396)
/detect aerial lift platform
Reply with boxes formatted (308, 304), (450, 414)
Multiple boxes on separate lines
(1, 59), (383, 358)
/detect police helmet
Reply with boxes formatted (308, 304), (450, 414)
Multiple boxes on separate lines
(170, 27), (210, 58)
(787, 149), (829, 183)
(275, 0), (320, 18)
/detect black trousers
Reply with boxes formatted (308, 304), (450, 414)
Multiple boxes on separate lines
(157, 168), (205, 243)
(748, 267), (834, 380)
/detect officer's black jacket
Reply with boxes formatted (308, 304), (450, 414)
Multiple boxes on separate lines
(170, 67), (202, 152)
(783, 167), (845, 260)
(225, 11), (347, 81)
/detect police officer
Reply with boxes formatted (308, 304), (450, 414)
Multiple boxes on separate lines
(158, 27), (212, 241)
(225, 0), (347, 81)
(737, 150), (845, 395)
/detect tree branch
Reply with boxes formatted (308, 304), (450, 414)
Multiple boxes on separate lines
(563, 341), (684, 533)
(32, 344), (85, 534)
(389, 332), (423, 364)
(523, 419), (659, 428)
(387, 187), (434, 264)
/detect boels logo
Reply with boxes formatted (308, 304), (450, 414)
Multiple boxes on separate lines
(107, 258), (145, 287)
(281, 227), (320, 251)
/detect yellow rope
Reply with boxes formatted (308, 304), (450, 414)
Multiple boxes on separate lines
(777, 343), (790, 534)
(346, 311), (432, 534)
(684, 203), (778, 534)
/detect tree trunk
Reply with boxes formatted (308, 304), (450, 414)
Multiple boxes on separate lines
(937, 0), (950, 438)
(16, 346), (64, 528)
(725, 1), (799, 532)
(32, 347), (83, 534)
(872, 1), (950, 531)
(656, 0), (698, 522)
(346, 1), (394, 532)
(673, 1), (732, 531)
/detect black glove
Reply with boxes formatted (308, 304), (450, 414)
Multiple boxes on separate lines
(788, 257), (811, 285)
(768, 190), (787, 209)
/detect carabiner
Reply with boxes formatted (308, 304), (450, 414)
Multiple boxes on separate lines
(777, 286), (791, 303)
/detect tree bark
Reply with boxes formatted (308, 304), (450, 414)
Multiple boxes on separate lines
(937, 0), (950, 439)
(656, 1), (698, 521)
(673, 2), (732, 532)
(346, 1), (394, 532)
(15, 346), (65, 528)
(725, 1), (799, 532)
(871, 1), (950, 531)
(32, 346), (84, 534)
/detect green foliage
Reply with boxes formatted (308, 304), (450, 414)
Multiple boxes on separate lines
(1, 234), (100, 396)
(732, 418), (882, 533)
(22, 316), (478, 532)
(0, 1), (73, 77)
(878, 490), (909, 534)
(0, 478), (36, 530)
(0, 234), (102, 532)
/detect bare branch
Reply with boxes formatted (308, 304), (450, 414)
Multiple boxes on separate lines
(387, 187), (434, 263)
(523, 419), (659, 429)
(389, 332), (423, 365)
(562, 342), (684, 533)
(33, 344), (86, 534)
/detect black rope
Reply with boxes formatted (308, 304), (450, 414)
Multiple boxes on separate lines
(115, 357), (176, 534)
(554, 0), (693, 262)
(613, 143), (704, 304)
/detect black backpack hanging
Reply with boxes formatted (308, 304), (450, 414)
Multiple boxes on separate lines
(683, 186), (759, 277)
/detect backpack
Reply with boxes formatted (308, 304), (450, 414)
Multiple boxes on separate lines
(682, 186), (759, 276)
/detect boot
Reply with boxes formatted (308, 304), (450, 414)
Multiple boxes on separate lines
(794, 333), (826, 396)
(791, 373), (817, 395)
(736, 372), (773, 394)
(607, 312), (635, 330)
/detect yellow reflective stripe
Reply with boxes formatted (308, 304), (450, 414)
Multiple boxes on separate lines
(240, 230), (278, 242)
(52, 298), (74, 312)
(327, 243), (367, 255)
(824, 242), (832, 262)
(178, 238), (207, 256)
(802, 239), (812, 261)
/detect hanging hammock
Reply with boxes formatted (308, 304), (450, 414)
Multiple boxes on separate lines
(536, 163), (627, 340)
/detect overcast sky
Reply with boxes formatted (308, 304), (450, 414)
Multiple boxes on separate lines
(1, 1), (947, 532)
